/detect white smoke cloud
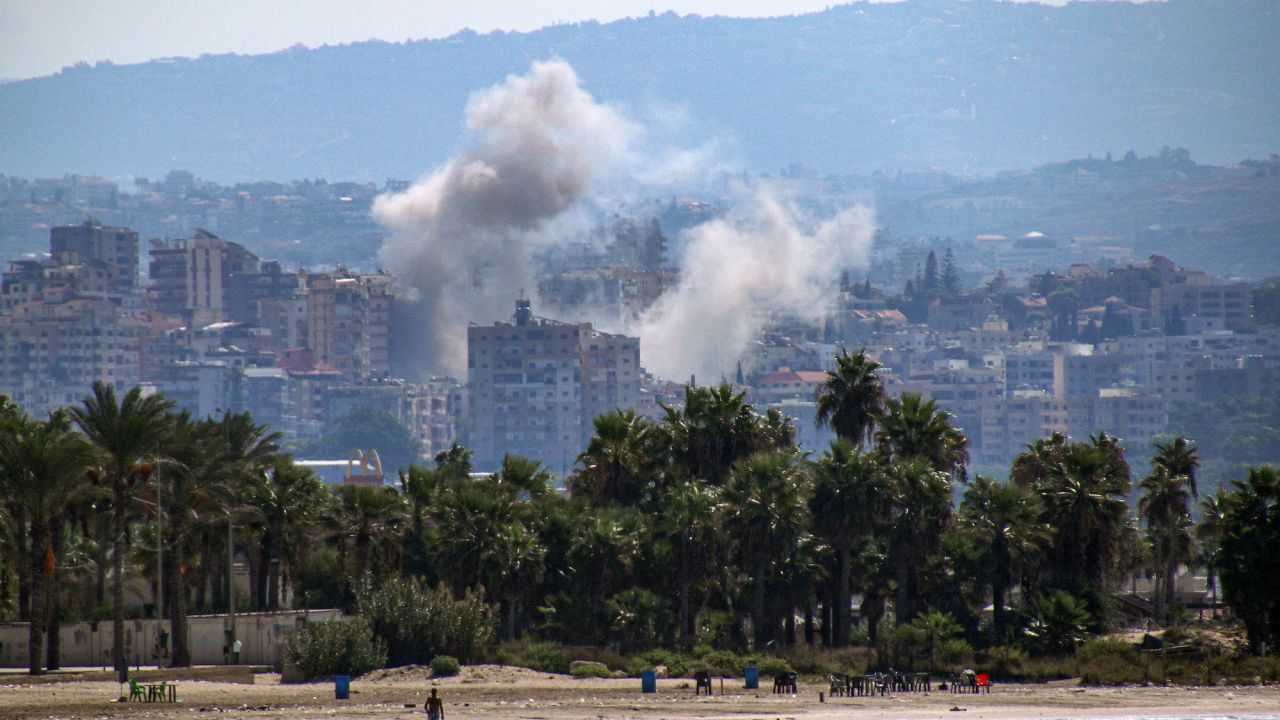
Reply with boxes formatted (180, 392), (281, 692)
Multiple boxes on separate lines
(374, 59), (875, 385)
(373, 59), (637, 376)
(632, 186), (875, 383)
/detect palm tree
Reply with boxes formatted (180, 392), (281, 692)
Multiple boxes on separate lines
(248, 459), (326, 610)
(957, 475), (1050, 642)
(658, 479), (723, 648)
(152, 411), (233, 666)
(570, 410), (653, 505)
(1037, 442), (1131, 600)
(807, 440), (890, 646)
(1139, 464), (1194, 624)
(1196, 488), (1229, 619)
(909, 609), (962, 672)
(71, 382), (173, 675)
(875, 392), (969, 481)
(323, 484), (407, 601)
(885, 459), (953, 622)
(723, 451), (809, 650)
(216, 411), (282, 611)
(1010, 432), (1071, 490)
(0, 411), (98, 674)
(815, 349), (885, 447)
(1152, 436), (1200, 498)
(664, 384), (786, 485)
(1213, 466), (1280, 654)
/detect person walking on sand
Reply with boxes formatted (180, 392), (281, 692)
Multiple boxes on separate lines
(426, 688), (445, 720)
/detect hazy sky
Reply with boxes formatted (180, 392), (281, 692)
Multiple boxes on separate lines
(0, 0), (1078, 81)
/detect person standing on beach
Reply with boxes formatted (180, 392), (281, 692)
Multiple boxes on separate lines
(426, 688), (444, 720)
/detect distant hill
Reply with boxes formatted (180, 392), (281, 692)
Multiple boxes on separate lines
(2, 0), (1277, 182)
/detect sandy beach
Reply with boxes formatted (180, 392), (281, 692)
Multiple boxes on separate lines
(2, 666), (1279, 720)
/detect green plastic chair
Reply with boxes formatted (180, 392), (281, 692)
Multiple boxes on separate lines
(128, 679), (146, 702)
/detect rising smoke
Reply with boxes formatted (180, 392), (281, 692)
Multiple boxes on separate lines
(375, 59), (875, 384)
(374, 60), (636, 376)
(632, 188), (874, 383)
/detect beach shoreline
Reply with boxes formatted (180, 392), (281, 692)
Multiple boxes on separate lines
(2, 665), (1279, 720)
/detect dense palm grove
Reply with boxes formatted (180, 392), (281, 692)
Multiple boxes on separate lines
(2, 351), (1279, 677)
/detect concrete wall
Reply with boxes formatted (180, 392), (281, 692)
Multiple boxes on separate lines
(0, 609), (343, 669)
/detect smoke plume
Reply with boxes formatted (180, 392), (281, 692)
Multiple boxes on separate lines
(374, 60), (636, 375)
(632, 187), (875, 383)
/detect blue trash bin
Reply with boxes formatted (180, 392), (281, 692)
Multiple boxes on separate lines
(641, 669), (656, 693)
(335, 675), (350, 700)
(744, 666), (759, 690)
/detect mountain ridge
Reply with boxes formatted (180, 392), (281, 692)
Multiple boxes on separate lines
(3, 0), (1277, 182)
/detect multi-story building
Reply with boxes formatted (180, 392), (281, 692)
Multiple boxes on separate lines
(148, 230), (269, 324)
(1150, 282), (1252, 332)
(1063, 352), (1132, 400)
(301, 269), (393, 382)
(49, 219), (139, 290)
(1003, 346), (1063, 396)
(976, 390), (1068, 469)
(0, 297), (143, 415)
(467, 299), (642, 473)
(1067, 388), (1166, 450)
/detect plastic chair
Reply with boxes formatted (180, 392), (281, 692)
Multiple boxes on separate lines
(128, 679), (146, 702)
(976, 673), (991, 694)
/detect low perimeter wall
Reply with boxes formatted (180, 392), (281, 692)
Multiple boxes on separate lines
(0, 609), (344, 669)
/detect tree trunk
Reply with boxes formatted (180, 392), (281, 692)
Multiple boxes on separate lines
(28, 522), (46, 675)
(804, 602), (815, 646)
(15, 511), (30, 622)
(752, 559), (766, 651)
(1164, 563), (1177, 625)
(112, 481), (126, 674)
(167, 531), (191, 667)
(677, 542), (692, 650)
(267, 525), (283, 610)
(46, 522), (65, 670)
(249, 535), (265, 611)
(94, 512), (108, 606)
(836, 545), (852, 646)
(821, 592), (833, 647)
(862, 591), (884, 645)
(992, 578), (1008, 645)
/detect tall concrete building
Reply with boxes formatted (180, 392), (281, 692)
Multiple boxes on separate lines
(49, 219), (139, 290)
(0, 297), (142, 415)
(148, 230), (268, 325)
(301, 269), (393, 382)
(467, 299), (642, 473)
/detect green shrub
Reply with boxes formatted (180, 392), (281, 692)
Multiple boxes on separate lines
(430, 655), (461, 677)
(939, 638), (974, 668)
(1161, 625), (1190, 645)
(1077, 637), (1135, 662)
(630, 649), (693, 677)
(514, 642), (569, 673)
(747, 654), (793, 677)
(287, 618), (387, 678)
(571, 663), (614, 679)
(695, 649), (745, 676)
(355, 577), (495, 666)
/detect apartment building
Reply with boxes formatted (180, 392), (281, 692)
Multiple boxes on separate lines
(49, 219), (139, 290)
(467, 299), (642, 473)
(0, 297), (142, 415)
(301, 269), (393, 382)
